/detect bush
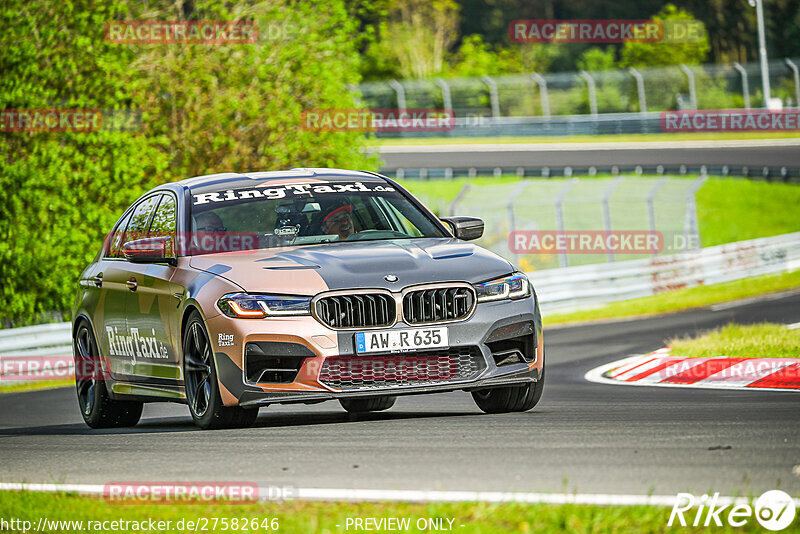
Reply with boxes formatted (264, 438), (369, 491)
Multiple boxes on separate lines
(0, 0), (375, 326)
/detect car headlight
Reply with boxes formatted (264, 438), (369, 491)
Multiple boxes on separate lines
(474, 272), (531, 302)
(217, 293), (311, 318)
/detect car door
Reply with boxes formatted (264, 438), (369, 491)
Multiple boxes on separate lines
(120, 193), (182, 387)
(92, 209), (133, 372)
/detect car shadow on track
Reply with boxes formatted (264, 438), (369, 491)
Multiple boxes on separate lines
(0, 409), (481, 436)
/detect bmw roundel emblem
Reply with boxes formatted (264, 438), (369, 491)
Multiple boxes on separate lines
(384, 274), (398, 283)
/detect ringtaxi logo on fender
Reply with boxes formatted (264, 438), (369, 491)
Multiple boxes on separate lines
(669, 490), (797, 530)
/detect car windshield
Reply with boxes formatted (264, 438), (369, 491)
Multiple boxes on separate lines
(188, 179), (446, 255)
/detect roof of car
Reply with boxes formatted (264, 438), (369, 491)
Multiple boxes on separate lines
(173, 168), (387, 191)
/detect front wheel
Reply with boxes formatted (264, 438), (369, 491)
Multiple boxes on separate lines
(74, 321), (142, 428)
(471, 371), (545, 414)
(183, 311), (258, 430)
(339, 396), (396, 413)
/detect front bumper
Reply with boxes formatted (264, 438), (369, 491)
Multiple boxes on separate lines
(206, 295), (543, 408)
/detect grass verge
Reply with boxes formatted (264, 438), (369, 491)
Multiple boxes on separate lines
(544, 270), (800, 326)
(669, 323), (800, 358)
(373, 131), (800, 146)
(0, 379), (73, 394)
(402, 177), (800, 249)
(0, 490), (776, 533)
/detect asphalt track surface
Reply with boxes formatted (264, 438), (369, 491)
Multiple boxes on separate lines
(374, 139), (800, 170)
(1, 292), (799, 496)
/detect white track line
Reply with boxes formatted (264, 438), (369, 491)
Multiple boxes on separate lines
(3, 483), (797, 508)
(585, 356), (800, 393)
(709, 288), (800, 311)
(373, 138), (800, 154)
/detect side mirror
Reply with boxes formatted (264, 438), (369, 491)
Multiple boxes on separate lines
(440, 216), (484, 241)
(122, 237), (177, 266)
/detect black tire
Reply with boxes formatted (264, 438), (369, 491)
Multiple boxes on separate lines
(183, 311), (258, 430)
(339, 396), (396, 413)
(74, 321), (143, 429)
(471, 370), (545, 414)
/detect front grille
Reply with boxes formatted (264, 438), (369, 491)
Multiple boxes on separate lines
(315, 293), (396, 329)
(318, 346), (485, 391)
(402, 286), (475, 325)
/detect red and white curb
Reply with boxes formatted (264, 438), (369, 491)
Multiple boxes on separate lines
(585, 348), (800, 392)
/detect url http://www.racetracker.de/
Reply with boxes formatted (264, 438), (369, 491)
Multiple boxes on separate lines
(0, 516), (281, 532)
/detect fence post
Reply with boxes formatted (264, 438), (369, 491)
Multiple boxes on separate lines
(628, 68), (647, 114)
(579, 71), (598, 117)
(448, 183), (471, 216)
(733, 62), (751, 109)
(434, 78), (453, 113)
(646, 177), (667, 257)
(685, 174), (708, 252)
(387, 79), (406, 110)
(555, 178), (579, 268)
(530, 72), (551, 118)
(481, 75), (501, 118)
(507, 181), (529, 265)
(602, 177), (624, 263)
(679, 65), (697, 110)
(785, 59), (800, 108)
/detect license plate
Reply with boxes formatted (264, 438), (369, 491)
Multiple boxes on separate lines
(355, 327), (449, 354)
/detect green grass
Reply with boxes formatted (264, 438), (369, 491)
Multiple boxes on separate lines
(544, 270), (800, 325)
(0, 379), (73, 394)
(373, 131), (800, 146)
(669, 323), (800, 358)
(402, 177), (800, 249)
(0, 490), (780, 533)
(696, 179), (800, 246)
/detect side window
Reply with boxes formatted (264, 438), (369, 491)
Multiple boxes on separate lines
(149, 195), (177, 238)
(148, 194), (177, 257)
(386, 201), (423, 237)
(124, 195), (161, 244)
(106, 210), (133, 258)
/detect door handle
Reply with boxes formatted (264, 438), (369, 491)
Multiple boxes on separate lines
(93, 273), (103, 288)
(126, 277), (138, 291)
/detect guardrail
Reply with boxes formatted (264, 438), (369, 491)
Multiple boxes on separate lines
(382, 165), (800, 182)
(0, 322), (71, 357)
(0, 232), (798, 360)
(530, 231), (800, 313)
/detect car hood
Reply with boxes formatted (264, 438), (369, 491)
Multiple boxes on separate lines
(188, 238), (514, 295)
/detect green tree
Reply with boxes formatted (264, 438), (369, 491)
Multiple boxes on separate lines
(0, 0), (169, 325)
(0, 0), (375, 326)
(577, 48), (618, 72)
(378, 0), (460, 78)
(130, 0), (374, 177)
(620, 4), (710, 68)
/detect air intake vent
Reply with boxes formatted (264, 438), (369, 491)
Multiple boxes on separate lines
(402, 286), (475, 325)
(315, 293), (396, 329)
(244, 342), (313, 384)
